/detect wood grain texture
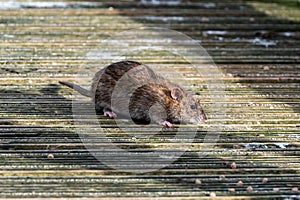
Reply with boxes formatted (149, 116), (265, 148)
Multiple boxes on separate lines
(0, 0), (299, 199)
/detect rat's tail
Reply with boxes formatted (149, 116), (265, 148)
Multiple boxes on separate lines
(59, 81), (91, 97)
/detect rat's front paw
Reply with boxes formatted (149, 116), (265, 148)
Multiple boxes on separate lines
(160, 120), (173, 128)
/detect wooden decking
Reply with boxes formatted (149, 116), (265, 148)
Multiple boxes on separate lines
(0, 0), (299, 199)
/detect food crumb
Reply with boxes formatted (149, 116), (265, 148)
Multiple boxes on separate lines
(47, 154), (54, 159)
(262, 177), (268, 184)
(231, 162), (237, 169)
(246, 186), (253, 192)
(194, 179), (202, 185)
(263, 66), (270, 71)
(210, 192), (216, 198)
(236, 180), (243, 187)
(219, 175), (226, 179)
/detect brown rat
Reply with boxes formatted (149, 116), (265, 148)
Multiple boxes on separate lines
(59, 61), (207, 127)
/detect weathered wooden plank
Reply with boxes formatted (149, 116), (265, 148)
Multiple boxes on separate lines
(0, 0), (299, 199)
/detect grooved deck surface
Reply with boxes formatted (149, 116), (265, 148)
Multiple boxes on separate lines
(0, 0), (299, 199)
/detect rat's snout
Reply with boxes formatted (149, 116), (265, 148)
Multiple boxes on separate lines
(193, 113), (207, 125)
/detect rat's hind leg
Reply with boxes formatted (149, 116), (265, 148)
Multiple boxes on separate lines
(103, 107), (117, 119)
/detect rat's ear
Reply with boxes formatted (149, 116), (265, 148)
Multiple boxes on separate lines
(171, 87), (183, 101)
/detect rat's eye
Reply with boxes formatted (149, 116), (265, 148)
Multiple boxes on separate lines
(190, 104), (196, 110)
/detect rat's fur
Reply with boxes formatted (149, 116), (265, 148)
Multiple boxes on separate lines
(59, 61), (206, 126)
